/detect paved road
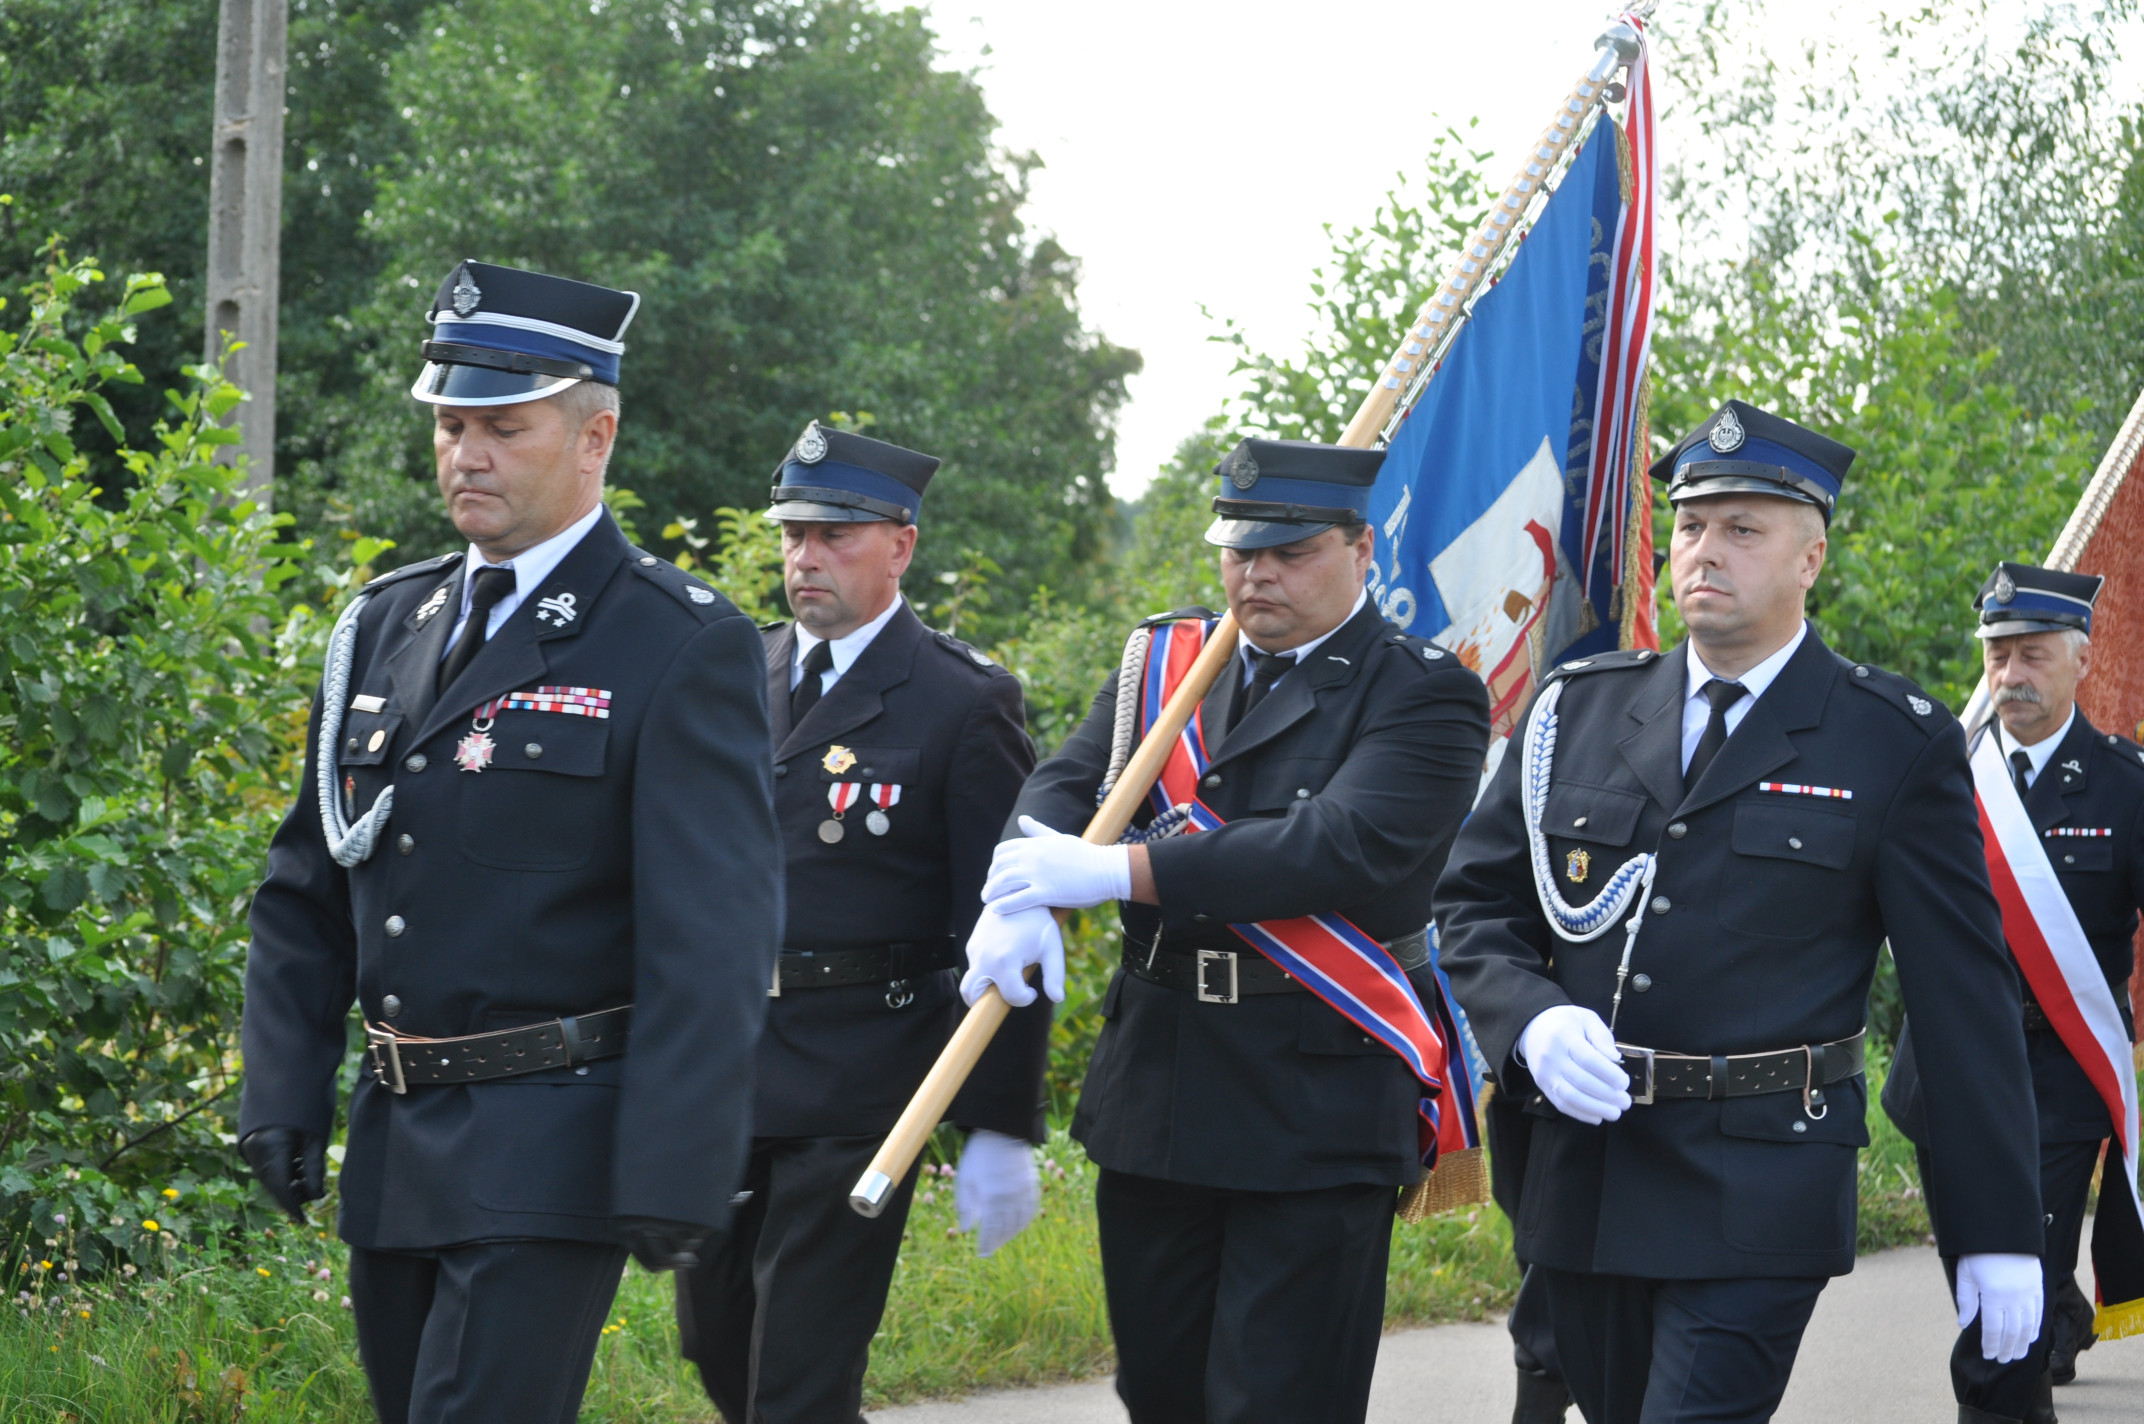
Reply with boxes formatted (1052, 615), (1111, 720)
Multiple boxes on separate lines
(876, 1247), (2144, 1422)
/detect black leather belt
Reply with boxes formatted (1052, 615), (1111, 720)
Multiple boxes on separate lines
(1122, 927), (1431, 1006)
(771, 939), (960, 995)
(1615, 1030), (1865, 1118)
(365, 1005), (631, 1094)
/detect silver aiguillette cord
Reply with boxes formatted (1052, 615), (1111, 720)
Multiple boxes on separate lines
(1606, 858), (1658, 1035)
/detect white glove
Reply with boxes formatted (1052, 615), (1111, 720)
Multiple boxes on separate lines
(960, 903), (1065, 1007)
(953, 1129), (1041, 1258)
(1516, 1004), (1632, 1124)
(981, 816), (1132, 914)
(1956, 1252), (2043, 1363)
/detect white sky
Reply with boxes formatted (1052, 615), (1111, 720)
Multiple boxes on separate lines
(927, 0), (1633, 496)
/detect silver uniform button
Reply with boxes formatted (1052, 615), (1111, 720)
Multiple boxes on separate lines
(639, 555), (659, 566)
(1574, 815), (1588, 828)
(2065, 854), (2075, 864)
(1788, 837), (1803, 850)
(525, 743), (543, 759)
(405, 753), (428, 773)
(1651, 897), (1672, 914)
(1792, 1121), (1808, 1133)
(1631, 973), (1652, 992)
(384, 915), (406, 937)
(1295, 788), (1310, 799)
(397, 834), (415, 855)
(1202, 773), (1222, 789)
(1667, 822), (1687, 839)
(382, 994), (402, 1017)
(773, 764), (789, 778)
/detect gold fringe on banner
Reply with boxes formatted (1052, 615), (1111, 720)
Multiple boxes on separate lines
(1397, 1146), (1490, 1224)
(1618, 375), (1654, 650)
(2093, 1295), (2144, 1342)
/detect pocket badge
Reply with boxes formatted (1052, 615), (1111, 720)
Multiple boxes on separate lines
(1565, 848), (1591, 884)
(822, 744), (857, 774)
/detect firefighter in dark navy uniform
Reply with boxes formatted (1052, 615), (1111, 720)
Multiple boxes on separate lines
(1436, 401), (2046, 1424)
(962, 439), (1493, 1424)
(671, 423), (1051, 1424)
(238, 261), (781, 1424)
(1884, 561), (2144, 1424)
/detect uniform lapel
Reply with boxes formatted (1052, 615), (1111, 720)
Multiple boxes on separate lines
(2027, 711), (2094, 830)
(1616, 644), (1690, 814)
(1675, 630), (1835, 818)
(384, 559), (464, 731)
(773, 601), (925, 765)
(1206, 600), (1380, 769)
(411, 512), (626, 747)
(764, 622), (797, 750)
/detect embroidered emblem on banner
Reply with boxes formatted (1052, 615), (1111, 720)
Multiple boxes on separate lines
(1757, 782), (1854, 800)
(822, 745), (857, 775)
(474, 687), (613, 720)
(535, 592), (579, 626)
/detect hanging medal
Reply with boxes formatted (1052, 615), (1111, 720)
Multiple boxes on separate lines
(821, 781), (862, 842)
(454, 709), (498, 772)
(865, 783), (900, 836)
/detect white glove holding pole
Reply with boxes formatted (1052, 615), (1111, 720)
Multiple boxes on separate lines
(960, 903), (1065, 1007)
(1517, 1004), (1632, 1124)
(981, 816), (1132, 914)
(1955, 1252), (2043, 1362)
(953, 1129), (1041, 1257)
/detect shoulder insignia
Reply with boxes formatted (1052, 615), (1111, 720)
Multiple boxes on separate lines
(625, 551), (733, 620)
(1543, 647), (1658, 682)
(1389, 632), (1459, 669)
(1838, 656), (1948, 733)
(2091, 730), (2144, 778)
(361, 550), (461, 593)
(1134, 605), (1220, 631)
(932, 629), (1003, 672)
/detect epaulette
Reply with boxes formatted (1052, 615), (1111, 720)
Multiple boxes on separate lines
(2095, 728), (2144, 777)
(931, 628), (1005, 674)
(1836, 655), (1949, 732)
(361, 550), (461, 592)
(1543, 647), (1660, 682)
(1385, 630), (1461, 670)
(625, 549), (733, 620)
(1134, 605), (1219, 630)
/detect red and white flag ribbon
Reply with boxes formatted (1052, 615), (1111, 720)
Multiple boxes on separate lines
(1970, 729), (2144, 1336)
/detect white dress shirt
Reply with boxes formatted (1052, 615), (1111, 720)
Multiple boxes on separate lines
(1679, 621), (1809, 774)
(1237, 589), (1369, 688)
(791, 594), (906, 696)
(443, 502), (606, 655)
(1994, 705), (2076, 789)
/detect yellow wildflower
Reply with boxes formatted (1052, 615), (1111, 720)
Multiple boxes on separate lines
(141, 1221), (159, 1233)
(161, 1188), (179, 1200)
(256, 1267), (271, 1278)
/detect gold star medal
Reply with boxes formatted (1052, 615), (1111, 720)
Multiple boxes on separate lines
(1565, 848), (1591, 884)
(822, 745), (857, 774)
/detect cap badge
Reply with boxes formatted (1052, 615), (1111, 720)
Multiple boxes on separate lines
(1993, 569), (2017, 604)
(1229, 451), (1261, 490)
(822, 744), (857, 775)
(449, 272), (482, 318)
(1707, 406), (1746, 454)
(795, 423), (829, 465)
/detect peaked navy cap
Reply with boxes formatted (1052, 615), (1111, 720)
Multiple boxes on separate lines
(765, 422), (941, 525)
(1648, 399), (1855, 521)
(1973, 560), (2103, 639)
(411, 260), (641, 407)
(1204, 438), (1385, 550)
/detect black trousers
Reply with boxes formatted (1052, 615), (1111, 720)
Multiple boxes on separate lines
(1094, 1168), (1395, 1424)
(1923, 1137), (2102, 1418)
(1533, 1266), (1826, 1424)
(347, 1238), (629, 1424)
(1511, 1261), (1565, 1377)
(674, 1134), (917, 1423)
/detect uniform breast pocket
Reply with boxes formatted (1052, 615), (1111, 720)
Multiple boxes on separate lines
(1246, 757), (1341, 813)
(1543, 781), (1646, 908)
(1719, 799), (1857, 940)
(458, 713), (610, 871)
(2047, 836), (2114, 873)
(817, 747), (921, 787)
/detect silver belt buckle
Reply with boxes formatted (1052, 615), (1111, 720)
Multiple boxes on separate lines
(1616, 1043), (1656, 1105)
(365, 1023), (408, 1095)
(1195, 949), (1239, 1004)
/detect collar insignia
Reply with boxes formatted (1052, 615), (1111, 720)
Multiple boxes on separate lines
(1707, 406), (1746, 453)
(414, 584), (452, 624)
(535, 591), (579, 626)
(2061, 758), (2083, 775)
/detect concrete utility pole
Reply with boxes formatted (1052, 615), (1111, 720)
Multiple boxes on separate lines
(204, 0), (288, 506)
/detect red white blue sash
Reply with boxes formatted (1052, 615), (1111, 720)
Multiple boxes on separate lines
(1970, 729), (2144, 1338)
(1137, 617), (1481, 1169)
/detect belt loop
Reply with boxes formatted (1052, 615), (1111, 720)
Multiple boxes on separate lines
(1708, 1054), (1728, 1100)
(1802, 1043), (1828, 1120)
(559, 1014), (585, 1068)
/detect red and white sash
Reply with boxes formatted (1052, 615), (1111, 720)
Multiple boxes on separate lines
(1970, 729), (2144, 1338)
(1135, 618), (1482, 1174)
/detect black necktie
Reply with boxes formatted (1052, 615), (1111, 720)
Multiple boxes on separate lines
(2010, 749), (2034, 800)
(1231, 650), (1294, 732)
(791, 639), (835, 725)
(438, 565), (516, 694)
(1685, 679), (1748, 790)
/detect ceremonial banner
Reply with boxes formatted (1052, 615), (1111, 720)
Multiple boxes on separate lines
(1970, 731), (2144, 1339)
(1366, 23), (1659, 741)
